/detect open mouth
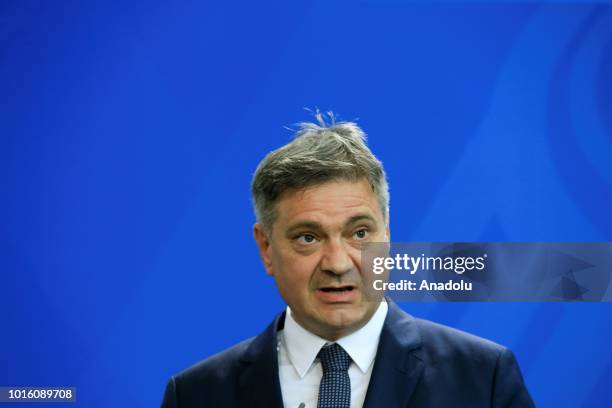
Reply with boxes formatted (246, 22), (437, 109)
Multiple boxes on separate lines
(319, 286), (355, 293)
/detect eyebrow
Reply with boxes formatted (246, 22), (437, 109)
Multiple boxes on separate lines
(285, 214), (378, 237)
(345, 214), (378, 226)
(285, 221), (324, 237)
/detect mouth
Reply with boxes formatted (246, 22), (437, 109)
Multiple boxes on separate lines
(315, 285), (358, 303)
(318, 285), (355, 293)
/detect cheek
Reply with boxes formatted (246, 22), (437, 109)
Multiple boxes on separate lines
(275, 252), (319, 290)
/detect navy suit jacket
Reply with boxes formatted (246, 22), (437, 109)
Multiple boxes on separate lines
(161, 302), (535, 407)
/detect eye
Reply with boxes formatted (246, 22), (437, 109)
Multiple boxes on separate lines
(296, 234), (318, 245)
(353, 228), (369, 240)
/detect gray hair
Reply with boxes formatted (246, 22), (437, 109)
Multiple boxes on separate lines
(251, 112), (389, 235)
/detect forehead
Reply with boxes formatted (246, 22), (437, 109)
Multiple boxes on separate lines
(273, 179), (384, 228)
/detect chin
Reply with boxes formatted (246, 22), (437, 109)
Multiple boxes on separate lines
(320, 308), (367, 330)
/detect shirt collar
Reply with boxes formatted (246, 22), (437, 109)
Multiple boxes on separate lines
(282, 300), (388, 378)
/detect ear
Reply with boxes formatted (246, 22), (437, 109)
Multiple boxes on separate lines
(253, 223), (274, 275)
(385, 224), (391, 242)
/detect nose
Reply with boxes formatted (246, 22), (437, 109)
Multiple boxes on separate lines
(320, 238), (355, 276)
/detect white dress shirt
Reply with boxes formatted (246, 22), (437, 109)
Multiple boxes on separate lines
(277, 301), (388, 408)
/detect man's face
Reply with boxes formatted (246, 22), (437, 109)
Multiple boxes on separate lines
(254, 179), (390, 340)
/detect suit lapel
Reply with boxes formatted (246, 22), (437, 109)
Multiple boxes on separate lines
(236, 303), (424, 408)
(238, 311), (285, 408)
(363, 301), (425, 408)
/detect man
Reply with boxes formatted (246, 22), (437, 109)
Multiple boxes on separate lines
(161, 114), (535, 407)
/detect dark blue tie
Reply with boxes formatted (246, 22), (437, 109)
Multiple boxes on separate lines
(317, 343), (352, 408)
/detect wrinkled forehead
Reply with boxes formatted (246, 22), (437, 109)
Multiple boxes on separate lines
(272, 179), (385, 231)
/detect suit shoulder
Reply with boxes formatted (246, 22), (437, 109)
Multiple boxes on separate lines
(174, 336), (255, 385)
(162, 337), (256, 407)
(414, 318), (505, 363)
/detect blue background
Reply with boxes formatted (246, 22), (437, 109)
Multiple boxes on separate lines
(2, 1), (611, 407)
